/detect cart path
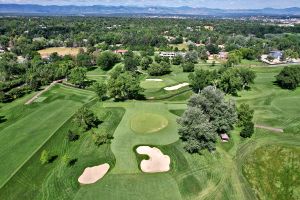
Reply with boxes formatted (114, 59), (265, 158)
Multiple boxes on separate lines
(255, 125), (284, 133)
(25, 79), (64, 105)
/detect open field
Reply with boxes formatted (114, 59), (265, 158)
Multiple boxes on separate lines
(38, 47), (86, 58)
(0, 65), (299, 200)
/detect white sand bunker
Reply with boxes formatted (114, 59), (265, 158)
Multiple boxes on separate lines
(136, 146), (170, 173)
(146, 79), (163, 82)
(78, 163), (110, 184)
(164, 83), (189, 91)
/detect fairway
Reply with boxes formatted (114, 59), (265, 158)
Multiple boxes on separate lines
(0, 85), (94, 188)
(130, 113), (168, 134)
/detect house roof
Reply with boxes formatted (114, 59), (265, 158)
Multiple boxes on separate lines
(115, 50), (128, 53)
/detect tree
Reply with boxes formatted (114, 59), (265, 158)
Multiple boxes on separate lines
(40, 150), (49, 165)
(93, 82), (107, 101)
(182, 62), (195, 72)
(219, 68), (243, 95)
(188, 86), (237, 133)
(276, 66), (300, 90)
(188, 69), (216, 92)
(237, 103), (254, 127)
(238, 68), (256, 90)
(73, 107), (100, 131)
(154, 54), (162, 63)
(206, 44), (220, 54)
(178, 86), (237, 153)
(124, 51), (140, 72)
(140, 56), (153, 70)
(148, 62), (171, 76)
(97, 51), (121, 70)
(68, 67), (87, 88)
(225, 51), (242, 67)
(107, 67), (144, 100)
(92, 132), (113, 146)
(76, 53), (93, 68)
(177, 107), (216, 153)
(184, 51), (198, 63)
(240, 122), (254, 138)
(172, 55), (183, 65)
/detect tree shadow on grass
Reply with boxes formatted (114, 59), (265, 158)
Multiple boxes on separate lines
(68, 158), (78, 167)
(48, 155), (58, 163)
(0, 116), (7, 123)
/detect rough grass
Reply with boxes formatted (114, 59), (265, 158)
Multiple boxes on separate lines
(243, 144), (300, 200)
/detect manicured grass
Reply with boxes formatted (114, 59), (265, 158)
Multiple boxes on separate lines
(0, 85), (94, 188)
(130, 112), (168, 134)
(0, 102), (125, 199)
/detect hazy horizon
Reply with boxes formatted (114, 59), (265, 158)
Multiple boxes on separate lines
(0, 0), (300, 9)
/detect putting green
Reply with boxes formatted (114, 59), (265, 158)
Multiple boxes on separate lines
(130, 113), (168, 134)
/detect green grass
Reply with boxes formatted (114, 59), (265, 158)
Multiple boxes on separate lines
(1, 65), (300, 200)
(130, 112), (169, 134)
(242, 144), (300, 200)
(0, 101), (125, 199)
(0, 85), (95, 188)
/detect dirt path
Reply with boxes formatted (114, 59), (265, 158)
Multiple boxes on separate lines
(255, 125), (284, 133)
(25, 79), (64, 105)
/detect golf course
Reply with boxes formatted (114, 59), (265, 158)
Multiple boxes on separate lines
(0, 61), (299, 200)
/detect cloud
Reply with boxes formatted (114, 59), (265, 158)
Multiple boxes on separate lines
(0, 0), (300, 9)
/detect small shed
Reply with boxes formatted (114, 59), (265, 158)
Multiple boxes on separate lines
(220, 134), (229, 142)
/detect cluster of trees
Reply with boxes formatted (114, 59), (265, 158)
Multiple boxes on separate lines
(99, 65), (144, 101)
(189, 67), (256, 95)
(276, 66), (300, 90)
(177, 86), (237, 153)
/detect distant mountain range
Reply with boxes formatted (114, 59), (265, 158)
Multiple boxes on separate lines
(1, 4), (300, 17)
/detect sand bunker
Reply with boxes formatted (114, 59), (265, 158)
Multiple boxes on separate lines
(136, 146), (170, 173)
(78, 163), (110, 184)
(164, 83), (189, 91)
(146, 79), (163, 82)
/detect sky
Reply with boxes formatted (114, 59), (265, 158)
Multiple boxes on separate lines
(0, 0), (300, 9)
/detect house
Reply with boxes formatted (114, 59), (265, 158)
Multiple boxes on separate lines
(220, 134), (229, 142)
(159, 52), (186, 58)
(269, 50), (283, 60)
(218, 52), (229, 60)
(114, 50), (128, 55)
